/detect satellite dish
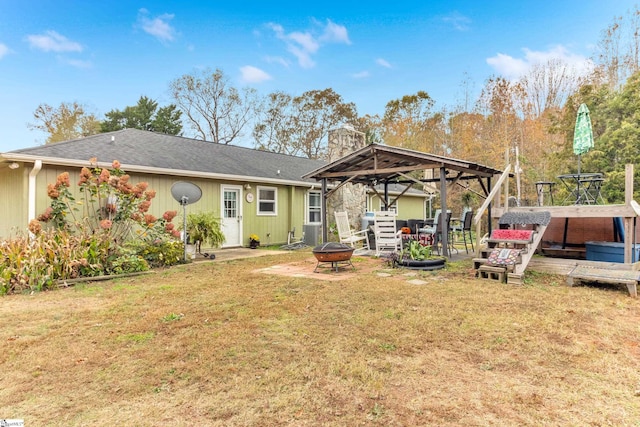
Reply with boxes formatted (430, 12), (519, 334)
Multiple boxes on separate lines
(171, 181), (202, 206)
(171, 181), (203, 262)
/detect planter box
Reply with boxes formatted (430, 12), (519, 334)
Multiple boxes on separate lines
(585, 241), (640, 263)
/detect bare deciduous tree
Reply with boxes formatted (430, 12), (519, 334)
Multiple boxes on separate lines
(169, 68), (259, 144)
(253, 88), (357, 159)
(519, 58), (580, 118)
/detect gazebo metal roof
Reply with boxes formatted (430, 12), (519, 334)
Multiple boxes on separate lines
(303, 144), (503, 185)
(303, 143), (505, 256)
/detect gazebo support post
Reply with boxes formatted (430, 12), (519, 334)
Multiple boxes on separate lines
(439, 166), (449, 257)
(322, 178), (328, 244)
(384, 182), (389, 210)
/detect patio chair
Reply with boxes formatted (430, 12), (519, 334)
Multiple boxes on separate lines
(451, 208), (474, 253)
(418, 209), (442, 242)
(334, 211), (370, 254)
(373, 211), (402, 257)
(418, 209), (453, 254)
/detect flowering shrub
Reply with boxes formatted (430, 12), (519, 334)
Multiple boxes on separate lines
(0, 159), (184, 294)
(38, 159), (180, 243)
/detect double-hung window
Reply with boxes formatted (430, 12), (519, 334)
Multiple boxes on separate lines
(257, 186), (277, 215)
(307, 190), (322, 224)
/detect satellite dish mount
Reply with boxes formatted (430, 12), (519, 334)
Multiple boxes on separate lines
(171, 181), (203, 262)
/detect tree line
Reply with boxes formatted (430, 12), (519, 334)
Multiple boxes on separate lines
(28, 6), (640, 203)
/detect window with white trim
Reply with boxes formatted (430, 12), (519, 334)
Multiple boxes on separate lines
(379, 200), (398, 214)
(307, 190), (322, 224)
(257, 186), (277, 215)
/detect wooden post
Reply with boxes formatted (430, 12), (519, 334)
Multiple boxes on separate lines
(624, 164), (634, 263)
(322, 178), (328, 243)
(440, 166), (449, 257)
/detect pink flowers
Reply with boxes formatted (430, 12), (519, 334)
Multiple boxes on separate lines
(38, 158), (180, 243)
(56, 172), (70, 187)
(28, 219), (42, 235)
(79, 167), (92, 185)
(144, 214), (157, 226)
(138, 200), (151, 213)
(37, 207), (53, 222)
(47, 183), (59, 199)
(163, 210), (177, 221)
(98, 168), (110, 184)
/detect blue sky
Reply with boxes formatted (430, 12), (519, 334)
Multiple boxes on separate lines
(0, 1), (637, 152)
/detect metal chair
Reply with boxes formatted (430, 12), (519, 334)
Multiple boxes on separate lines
(451, 208), (474, 253)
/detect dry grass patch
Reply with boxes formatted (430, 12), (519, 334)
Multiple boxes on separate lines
(1, 251), (639, 426)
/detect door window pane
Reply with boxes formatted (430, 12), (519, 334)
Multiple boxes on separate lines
(224, 191), (237, 218)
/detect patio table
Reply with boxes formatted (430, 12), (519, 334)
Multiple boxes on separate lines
(557, 173), (604, 205)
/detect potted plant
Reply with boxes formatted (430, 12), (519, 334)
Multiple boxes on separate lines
(185, 212), (225, 254)
(249, 234), (260, 249)
(393, 239), (446, 270)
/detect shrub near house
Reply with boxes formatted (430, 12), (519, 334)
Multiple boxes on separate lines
(0, 159), (183, 295)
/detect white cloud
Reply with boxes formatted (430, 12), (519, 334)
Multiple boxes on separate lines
(64, 57), (92, 69)
(137, 8), (176, 42)
(376, 58), (392, 68)
(267, 19), (350, 69)
(288, 31), (320, 53)
(487, 45), (593, 80)
(352, 71), (370, 79)
(0, 43), (9, 59)
(442, 12), (471, 31)
(265, 55), (290, 68)
(240, 66), (272, 83)
(320, 19), (351, 44)
(486, 53), (528, 79)
(27, 31), (82, 52)
(288, 45), (315, 69)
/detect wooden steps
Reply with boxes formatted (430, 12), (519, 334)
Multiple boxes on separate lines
(475, 211), (551, 285)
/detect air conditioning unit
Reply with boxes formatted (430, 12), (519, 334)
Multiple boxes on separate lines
(303, 224), (321, 246)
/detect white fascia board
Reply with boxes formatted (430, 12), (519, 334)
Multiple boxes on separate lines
(0, 154), (317, 188)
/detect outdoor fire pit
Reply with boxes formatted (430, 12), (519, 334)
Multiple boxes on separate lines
(312, 242), (355, 272)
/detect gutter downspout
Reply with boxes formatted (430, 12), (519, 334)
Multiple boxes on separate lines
(28, 160), (43, 222)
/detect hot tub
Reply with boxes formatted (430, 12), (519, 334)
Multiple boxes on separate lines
(585, 241), (640, 263)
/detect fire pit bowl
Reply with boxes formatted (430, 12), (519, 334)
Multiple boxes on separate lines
(312, 243), (355, 272)
(313, 242), (355, 262)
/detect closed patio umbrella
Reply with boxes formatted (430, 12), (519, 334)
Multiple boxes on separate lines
(573, 103), (594, 175)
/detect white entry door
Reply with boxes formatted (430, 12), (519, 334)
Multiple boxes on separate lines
(221, 185), (242, 247)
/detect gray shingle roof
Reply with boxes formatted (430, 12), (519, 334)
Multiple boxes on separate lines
(7, 129), (326, 183)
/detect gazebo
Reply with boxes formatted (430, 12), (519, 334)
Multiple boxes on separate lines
(302, 144), (504, 256)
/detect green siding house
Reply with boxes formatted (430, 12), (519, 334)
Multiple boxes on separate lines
(0, 129), (428, 246)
